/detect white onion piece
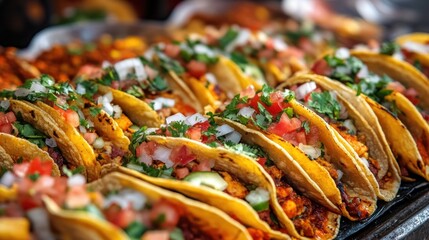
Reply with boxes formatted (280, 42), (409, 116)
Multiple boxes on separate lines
(0, 171), (15, 187)
(93, 137), (105, 149)
(295, 82), (317, 100)
(216, 124), (235, 137)
(343, 119), (356, 134)
(360, 157), (370, 168)
(335, 66), (351, 75)
(114, 58), (147, 81)
(186, 113), (207, 126)
(45, 138), (57, 148)
(224, 131), (242, 144)
(153, 146), (174, 168)
(104, 92), (113, 103)
(339, 102), (348, 119)
(138, 153), (153, 165)
(29, 81), (47, 93)
(27, 208), (55, 240)
(153, 97), (175, 108)
(14, 88), (31, 97)
(104, 194), (129, 209)
(87, 120), (94, 128)
(357, 65), (369, 78)
(0, 100), (10, 110)
(238, 107), (255, 118)
(102, 61), (112, 68)
(194, 44), (215, 57)
(79, 125), (87, 134)
(152, 101), (163, 111)
(204, 73), (218, 84)
(272, 37), (288, 51)
(392, 52), (404, 61)
(166, 113), (187, 125)
(112, 105), (122, 119)
(145, 128), (158, 134)
(245, 187), (270, 205)
(76, 84), (86, 95)
(402, 41), (429, 54)
(298, 143), (322, 159)
(366, 75), (381, 83)
(67, 174), (86, 187)
(335, 48), (350, 59)
(337, 169), (344, 181)
(226, 28), (251, 51)
(121, 189), (147, 211)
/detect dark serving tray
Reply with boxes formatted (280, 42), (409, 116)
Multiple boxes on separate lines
(337, 180), (429, 239)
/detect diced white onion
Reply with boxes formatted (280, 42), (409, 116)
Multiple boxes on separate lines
(76, 84), (86, 95)
(114, 58), (147, 81)
(67, 174), (86, 187)
(121, 189), (147, 211)
(14, 88), (31, 97)
(298, 143), (322, 159)
(104, 194), (129, 209)
(224, 131), (242, 144)
(295, 82), (317, 100)
(152, 101), (163, 111)
(103, 92), (113, 103)
(392, 52), (404, 61)
(93, 137), (105, 149)
(87, 120), (94, 128)
(357, 65), (369, 78)
(29, 81), (47, 93)
(0, 171), (15, 187)
(360, 157), (370, 168)
(272, 37), (288, 51)
(144, 47), (156, 60)
(185, 113), (207, 126)
(238, 107), (255, 119)
(226, 28), (251, 51)
(152, 97), (175, 108)
(138, 153), (153, 165)
(102, 61), (112, 68)
(0, 100), (10, 110)
(366, 75), (381, 83)
(153, 146), (174, 168)
(335, 48), (350, 59)
(27, 208), (55, 240)
(337, 169), (344, 181)
(245, 187), (270, 205)
(166, 113), (187, 125)
(343, 119), (356, 133)
(112, 105), (122, 119)
(45, 138), (57, 148)
(145, 128), (158, 134)
(205, 73), (218, 84)
(194, 44), (215, 57)
(402, 41), (429, 54)
(339, 102), (349, 119)
(216, 124), (235, 137)
(335, 66), (351, 75)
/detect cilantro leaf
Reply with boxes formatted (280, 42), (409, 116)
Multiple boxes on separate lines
(89, 107), (102, 116)
(219, 28), (239, 49)
(167, 121), (189, 137)
(130, 127), (148, 154)
(260, 85), (274, 106)
(308, 91), (341, 120)
(380, 42), (400, 56)
(302, 121), (310, 134)
(253, 102), (272, 130)
(149, 76), (168, 92)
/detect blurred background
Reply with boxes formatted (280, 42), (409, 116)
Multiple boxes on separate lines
(0, 0), (428, 49)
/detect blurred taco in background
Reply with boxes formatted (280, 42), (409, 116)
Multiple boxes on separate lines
(0, 75), (132, 180)
(312, 48), (429, 180)
(112, 132), (289, 239)
(395, 33), (429, 76)
(145, 112), (340, 239)
(215, 85), (377, 220)
(75, 55), (202, 128)
(46, 172), (252, 240)
(280, 74), (401, 201)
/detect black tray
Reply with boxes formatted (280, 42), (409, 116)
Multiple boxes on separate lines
(337, 180), (429, 239)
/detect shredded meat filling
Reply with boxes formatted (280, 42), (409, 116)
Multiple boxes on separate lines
(219, 171), (249, 199)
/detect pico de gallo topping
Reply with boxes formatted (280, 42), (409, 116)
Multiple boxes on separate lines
(291, 82), (385, 184)
(0, 75), (127, 163)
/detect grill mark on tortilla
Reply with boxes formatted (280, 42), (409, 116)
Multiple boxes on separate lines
(53, 130), (59, 138)
(29, 110), (35, 118)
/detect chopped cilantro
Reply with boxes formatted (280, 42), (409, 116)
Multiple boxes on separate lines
(62, 165), (85, 177)
(125, 221), (147, 239)
(380, 42), (400, 56)
(206, 141), (218, 148)
(153, 213), (166, 227)
(130, 127), (148, 154)
(260, 85), (274, 106)
(28, 173), (40, 181)
(283, 107), (294, 118)
(76, 80), (99, 99)
(218, 28), (239, 49)
(413, 60), (423, 72)
(308, 91), (341, 120)
(253, 103), (272, 130)
(285, 27), (313, 45)
(14, 122), (47, 148)
(89, 107), (102, 116)
(149, 76), (168, 92)
(126, 85), (144, 98)
(302, 121), (310, 134)
(170, 228), (185, 240)
(159, 57), (185, 75)
(167, 121), (189, 137)
(98, 67), (119, 86)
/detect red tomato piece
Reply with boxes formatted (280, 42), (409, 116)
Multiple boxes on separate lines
(174, 167), (190, 179)
(64, 109), (80, 128)
(83, 132), (98, 144)
(149, 201), (180, 229)
(282, 132), (298, 146)
(5, 112), (16, 123)
(186, 60), (207, 78)
(0, 112), (7, 125)
(257, 157), (267, 166)
(19, 196), (40, 211)
(296, 131), (307, 145)
(306, 125), (320, 146)
(185, 127), (202, 141)
(27, 158), (53, 176)
(170, 146), (196, 166)
(136, 142), (157, 157)
(164, 44), (181, 58)
(141, 231), (170, 240)
(0, 123), (13, 134)
(311, 59), (331, 75)
(268, 114), (301, 136)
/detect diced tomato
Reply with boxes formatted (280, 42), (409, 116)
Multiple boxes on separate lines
(186, 60), (207, 78)
(170, 146), (196, 166)
(64, 109), (80, 128)
(404, 88), (420, 105)
(306, 125), (320, 146)
(149, 200), (180, 229)
(83, 132), (98, 144)
(311, 59), (331, 75)
(19, 196), (39, 211)
(105, 204), (136, 228)
(76, 65), (103, 78)
(141, 231), (170, 240)
(0, 123), (13, 134)
(27, 158), (53, 176)
(268, 114), (301, 136)
(193, 159), (214, 172)
(249, 95), (261, 112)
(4, 112), (16, 123)
(386, 82), (406, 93)
(270, 92), (285, 103)
(65, 186), (91, 209)
(185, 127), (202, 141)
(258, 49), (274, 59)
(282, 132), (298, 146)
(136, 142), (157, 157)
(296, 131), (307, 145)
(0, 112), (7, 125)
(164, 44), (181, 58)
(111, 81), (120, 89)
(266, 102), (285, 116)
(174, 167), (190, 179)
(193, 121), (210, 132)
(174, 103), (196, 116)
(257, 157), (267, 166)
(298, 38), (314, 53)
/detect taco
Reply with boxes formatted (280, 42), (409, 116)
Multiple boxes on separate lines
(0, 75), (132, 180)
(0, 158), (66, 240)
(395, 33), (429, 76)
(279, 75), (401, 201)
(144, 39), (263, 109)
(215, 85), (377, 221)
(312, 49), (429, 180)
(45, 172), (252, 240)
(75, 55), (202, 128)
(143, 113), (340, 239)
(0, 95), (94, 178)
(112, 132), (287, 239)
